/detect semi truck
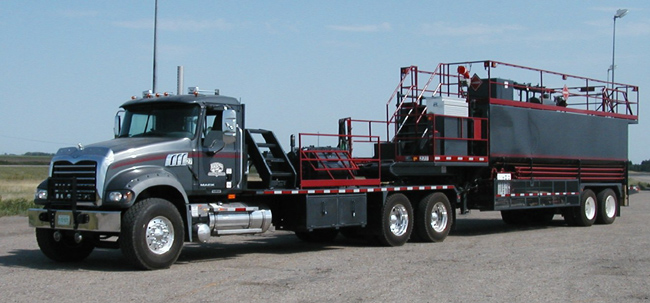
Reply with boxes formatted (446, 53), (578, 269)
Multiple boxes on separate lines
(28, 60), (639, 269)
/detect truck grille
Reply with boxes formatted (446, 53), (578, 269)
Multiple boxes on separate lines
(49, 161), (98, 203)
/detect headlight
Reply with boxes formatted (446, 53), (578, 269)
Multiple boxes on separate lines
(108, 192), (123, 202)
(107, 190), (134, 203)
(35, 189), (48, 200)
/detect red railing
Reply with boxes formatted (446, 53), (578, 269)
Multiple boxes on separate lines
(445, 60), (639, 121)
(386, 60), (639, 127)
(298, 133), (381, 188)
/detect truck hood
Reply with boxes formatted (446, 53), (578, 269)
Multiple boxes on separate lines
(50, 137), (193, 202)
(53, 137), (193, 165)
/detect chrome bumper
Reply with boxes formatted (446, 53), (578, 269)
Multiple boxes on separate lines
(28, 208), (121, 232)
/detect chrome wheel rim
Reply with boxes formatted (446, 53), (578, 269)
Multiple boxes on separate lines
(146, 216), (174, 255)
(430, 202), (449, 233)
(604, 195), (616, 218)
(584, 196), (596, 220)
(389, 204), (409, 237)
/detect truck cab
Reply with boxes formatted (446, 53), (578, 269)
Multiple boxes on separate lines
(28, 88), (265, 269)
(112, 88), (246, 198)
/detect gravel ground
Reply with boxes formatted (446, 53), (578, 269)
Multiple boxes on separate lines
(1, 192), (649, 303)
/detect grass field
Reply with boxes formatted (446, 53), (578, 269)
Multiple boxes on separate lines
(0, 165), (48, 217)
(0, 155), (51, 165)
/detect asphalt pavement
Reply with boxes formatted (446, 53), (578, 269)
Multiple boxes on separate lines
(1, 192), (649, 303)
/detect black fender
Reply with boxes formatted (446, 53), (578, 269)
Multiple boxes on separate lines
(104, 166), (189, 208)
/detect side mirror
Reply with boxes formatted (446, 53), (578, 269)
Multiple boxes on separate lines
(222, 109), (237, 144)
(114, 110), (124, 138)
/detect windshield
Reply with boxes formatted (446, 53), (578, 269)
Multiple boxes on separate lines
(119, 103), (200, 139)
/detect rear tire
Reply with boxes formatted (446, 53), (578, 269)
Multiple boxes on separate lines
(36, 229), (95, 262)
(119, 198), (185, 270)
(596, 189), (617, 225)
(414, 193), (452, 242)
(376, 193), (413, 246)
(572, 189), (597, 227)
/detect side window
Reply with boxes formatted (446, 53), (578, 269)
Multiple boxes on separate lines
(202, 110), (223, 140)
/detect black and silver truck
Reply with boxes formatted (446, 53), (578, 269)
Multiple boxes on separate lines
(28, 60), (639, 269)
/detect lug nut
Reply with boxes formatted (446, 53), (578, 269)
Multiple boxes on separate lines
(74, 232), (83, 244)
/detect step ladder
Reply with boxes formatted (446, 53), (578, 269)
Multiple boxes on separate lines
(394, 102), (432, 155)
(245, 129), (296, 189)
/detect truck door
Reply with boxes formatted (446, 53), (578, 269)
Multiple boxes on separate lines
(197, 107), (242, 193)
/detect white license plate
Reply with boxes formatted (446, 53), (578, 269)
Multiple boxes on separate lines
(57, 214), (71, 226)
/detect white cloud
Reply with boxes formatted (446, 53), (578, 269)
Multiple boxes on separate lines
(327, 22), (391, 33)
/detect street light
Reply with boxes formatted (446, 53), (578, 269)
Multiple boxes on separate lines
(152, 0), (159, 93)
(611, 8), (628, 92)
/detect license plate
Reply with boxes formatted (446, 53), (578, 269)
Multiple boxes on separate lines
(57, 214), (71, 226)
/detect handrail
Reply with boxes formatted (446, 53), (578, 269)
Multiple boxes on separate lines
(298, 133), (381, 188)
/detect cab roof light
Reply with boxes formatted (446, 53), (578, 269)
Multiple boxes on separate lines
(188, 87), (220, 96)
(142, 90), (153, 98)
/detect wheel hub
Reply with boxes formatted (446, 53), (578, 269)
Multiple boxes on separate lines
(146, 216), (174, 255)
(430, 202), (449, 232)
(584, 197), (596, 220)
(605, 195), (616, 218)
(389, 205), (409, 236)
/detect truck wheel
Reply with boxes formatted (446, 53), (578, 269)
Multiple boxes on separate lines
(35, 229), (95, 262)
(414, 192), (452, 242)
(572, 189), (597, 227)
(376, 193), (413, 246)
(119, 198), (184, 270)
(596, 189), (617, 225)
(295, 228), (339, 243)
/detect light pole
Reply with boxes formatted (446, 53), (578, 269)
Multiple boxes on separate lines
(611, 8), (628, 92)
(152, 0), (159, 93)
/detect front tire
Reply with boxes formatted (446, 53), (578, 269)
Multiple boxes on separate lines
(414, 192), (452, 242)
(596, 189), (617, 225)
(119, 198), (185, 270)
(376, 193), (413, 246)
(35, 229), (95, 262)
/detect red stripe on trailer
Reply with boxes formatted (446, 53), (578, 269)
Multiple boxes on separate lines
(259, 185), (455, 195)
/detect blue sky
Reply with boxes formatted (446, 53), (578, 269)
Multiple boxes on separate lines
(1, 1), (649, 162)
